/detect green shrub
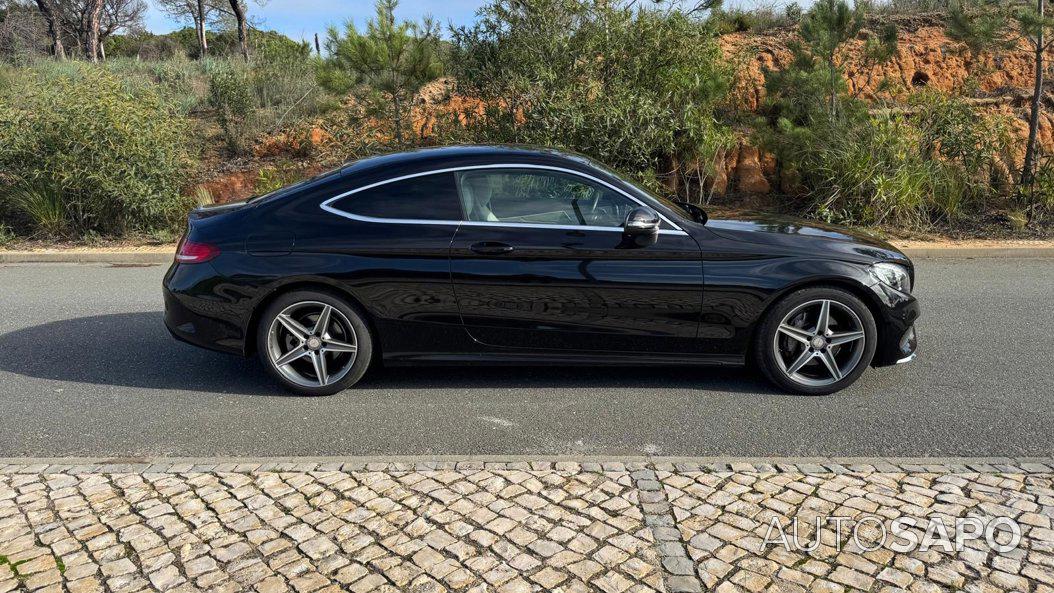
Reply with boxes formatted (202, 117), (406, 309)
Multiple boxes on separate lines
(908, 90), (1014, 209)
(251, 54), (334, 133)
(13, 57), (208, 116)
(206, 60), (255, 153)
(107, 28), (311, 61)
(761, 98), (1013, 228)
(778, 116), (935, 226)
(1026, 156), (1054, 221)
(106, 31), (186, 60)
(0, 223), (14, 247)
(0, 65), (196, 236)
(450, 0), (734, 193)
(713, 6), (798, 34)
(755, 0), (1016, 228)
(207, 55), (334, 155)
(0, 64), (15, 92)
(255, 164), (304, 194)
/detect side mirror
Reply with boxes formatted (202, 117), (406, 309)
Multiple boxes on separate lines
(623, 207), (660, 237)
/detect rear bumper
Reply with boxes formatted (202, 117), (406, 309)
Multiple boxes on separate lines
(163, 262), (248, 356)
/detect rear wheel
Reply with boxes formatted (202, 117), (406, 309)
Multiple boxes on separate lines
(754, 287), (877, 395)
(256, 290), (373, 396)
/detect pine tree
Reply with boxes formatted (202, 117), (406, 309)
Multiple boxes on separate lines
(946, 0), (1053, 188)
(798, 0), (864, 117)
(1015, 0), (1054, 186)
(323, 0), (443, 145)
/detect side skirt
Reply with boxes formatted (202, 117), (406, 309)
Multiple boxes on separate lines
(382, 351), (744, 367)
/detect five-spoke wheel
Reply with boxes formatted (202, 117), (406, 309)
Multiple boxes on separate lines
(257, 291), (372, 395)
(755, 287), (877, 395)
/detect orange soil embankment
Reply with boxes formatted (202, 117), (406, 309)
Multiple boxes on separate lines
(200, 18), (1054, 203)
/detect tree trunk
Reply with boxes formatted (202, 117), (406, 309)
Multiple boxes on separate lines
(34, 0), (66, 59)
(1022, 0), (1045, 186)
(393, 95), (404, 145)
(81, 0), (103, 62)
(196, 0), (208, 58)
(99, 39), (106, 61)
(229, 0), (249, 61)
(828, 49), (838, 118)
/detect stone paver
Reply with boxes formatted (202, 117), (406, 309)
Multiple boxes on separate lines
(659, 468), (1054, 593)
(0, 464), (660, 592)
(0, 460), (1050, 592)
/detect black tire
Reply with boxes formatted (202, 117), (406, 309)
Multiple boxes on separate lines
(753, 286), (877, 395)
(256, 290), (373, 396)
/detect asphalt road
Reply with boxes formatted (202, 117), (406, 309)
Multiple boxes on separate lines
(0, 258), (1051, 458)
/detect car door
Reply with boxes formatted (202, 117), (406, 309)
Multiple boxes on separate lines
(308, 170), (475, 358)
(448, 166), (703, 353)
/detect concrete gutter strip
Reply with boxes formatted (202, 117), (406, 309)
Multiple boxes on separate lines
(1, 246), (1053, 264)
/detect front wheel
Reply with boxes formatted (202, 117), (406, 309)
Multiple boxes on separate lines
(753, 287), (877, 395)
(256, 290), (373, 396)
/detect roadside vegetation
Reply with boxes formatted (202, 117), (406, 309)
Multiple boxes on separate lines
(0, 0), (1052, 244)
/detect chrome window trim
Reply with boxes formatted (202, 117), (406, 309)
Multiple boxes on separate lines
(319, 163), (688, 236)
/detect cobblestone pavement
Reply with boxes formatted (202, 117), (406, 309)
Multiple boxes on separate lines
(0, 459), (1051, 593)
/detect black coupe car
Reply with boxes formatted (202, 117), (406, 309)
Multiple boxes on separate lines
(164, 146), (919, 395)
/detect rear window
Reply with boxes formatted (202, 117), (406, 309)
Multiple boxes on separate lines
(332, 172), (462, 221)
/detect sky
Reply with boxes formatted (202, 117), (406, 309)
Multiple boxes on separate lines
(143, 0), (490, 43)
(142, 0), (790, 42)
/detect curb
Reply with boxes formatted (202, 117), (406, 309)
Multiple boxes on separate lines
(2, 247), (1054, 264)
(0, 251), (172, 264)
(1, 456), (1052, 475)
(898, 246), (1054, 258)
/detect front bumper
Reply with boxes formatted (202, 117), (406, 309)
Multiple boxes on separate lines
(869, 282), (920, 367)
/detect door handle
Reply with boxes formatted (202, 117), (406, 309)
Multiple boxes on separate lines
(469, 241), (515, 255)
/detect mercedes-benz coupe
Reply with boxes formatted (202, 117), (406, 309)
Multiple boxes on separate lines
(164, 146), (919, 395)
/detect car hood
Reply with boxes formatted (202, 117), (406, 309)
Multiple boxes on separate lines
(703, 214), (910, 264)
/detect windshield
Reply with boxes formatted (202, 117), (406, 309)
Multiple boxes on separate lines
(648, 192), (695, 221)
(570, 154), (696, 222)
(618, 175), (697, 222)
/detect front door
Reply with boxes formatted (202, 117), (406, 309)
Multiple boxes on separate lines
(448, 167), (703, 353)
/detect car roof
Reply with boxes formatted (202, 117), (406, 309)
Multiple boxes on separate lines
(251, 146), (619, 209)
(338, 145), (605, 178)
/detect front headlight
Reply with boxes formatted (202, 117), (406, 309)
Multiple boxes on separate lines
(870, 262), (912, 294)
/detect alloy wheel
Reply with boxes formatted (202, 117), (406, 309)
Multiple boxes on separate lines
(266, 301), (358, 388)
(772, 299), (866, 387)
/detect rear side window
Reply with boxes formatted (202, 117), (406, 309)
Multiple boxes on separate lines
(331, 172), (462, 221)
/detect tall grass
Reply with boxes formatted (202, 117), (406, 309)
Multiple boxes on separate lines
(2, 181), (67, 237)
(764, 95), (1013, 229)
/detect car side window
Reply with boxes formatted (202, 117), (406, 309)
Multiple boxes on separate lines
(332, 172), (462, 221)
(456, 169), (637, 228)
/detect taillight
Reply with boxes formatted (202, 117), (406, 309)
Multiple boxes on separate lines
(175, 239), (220, 263)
